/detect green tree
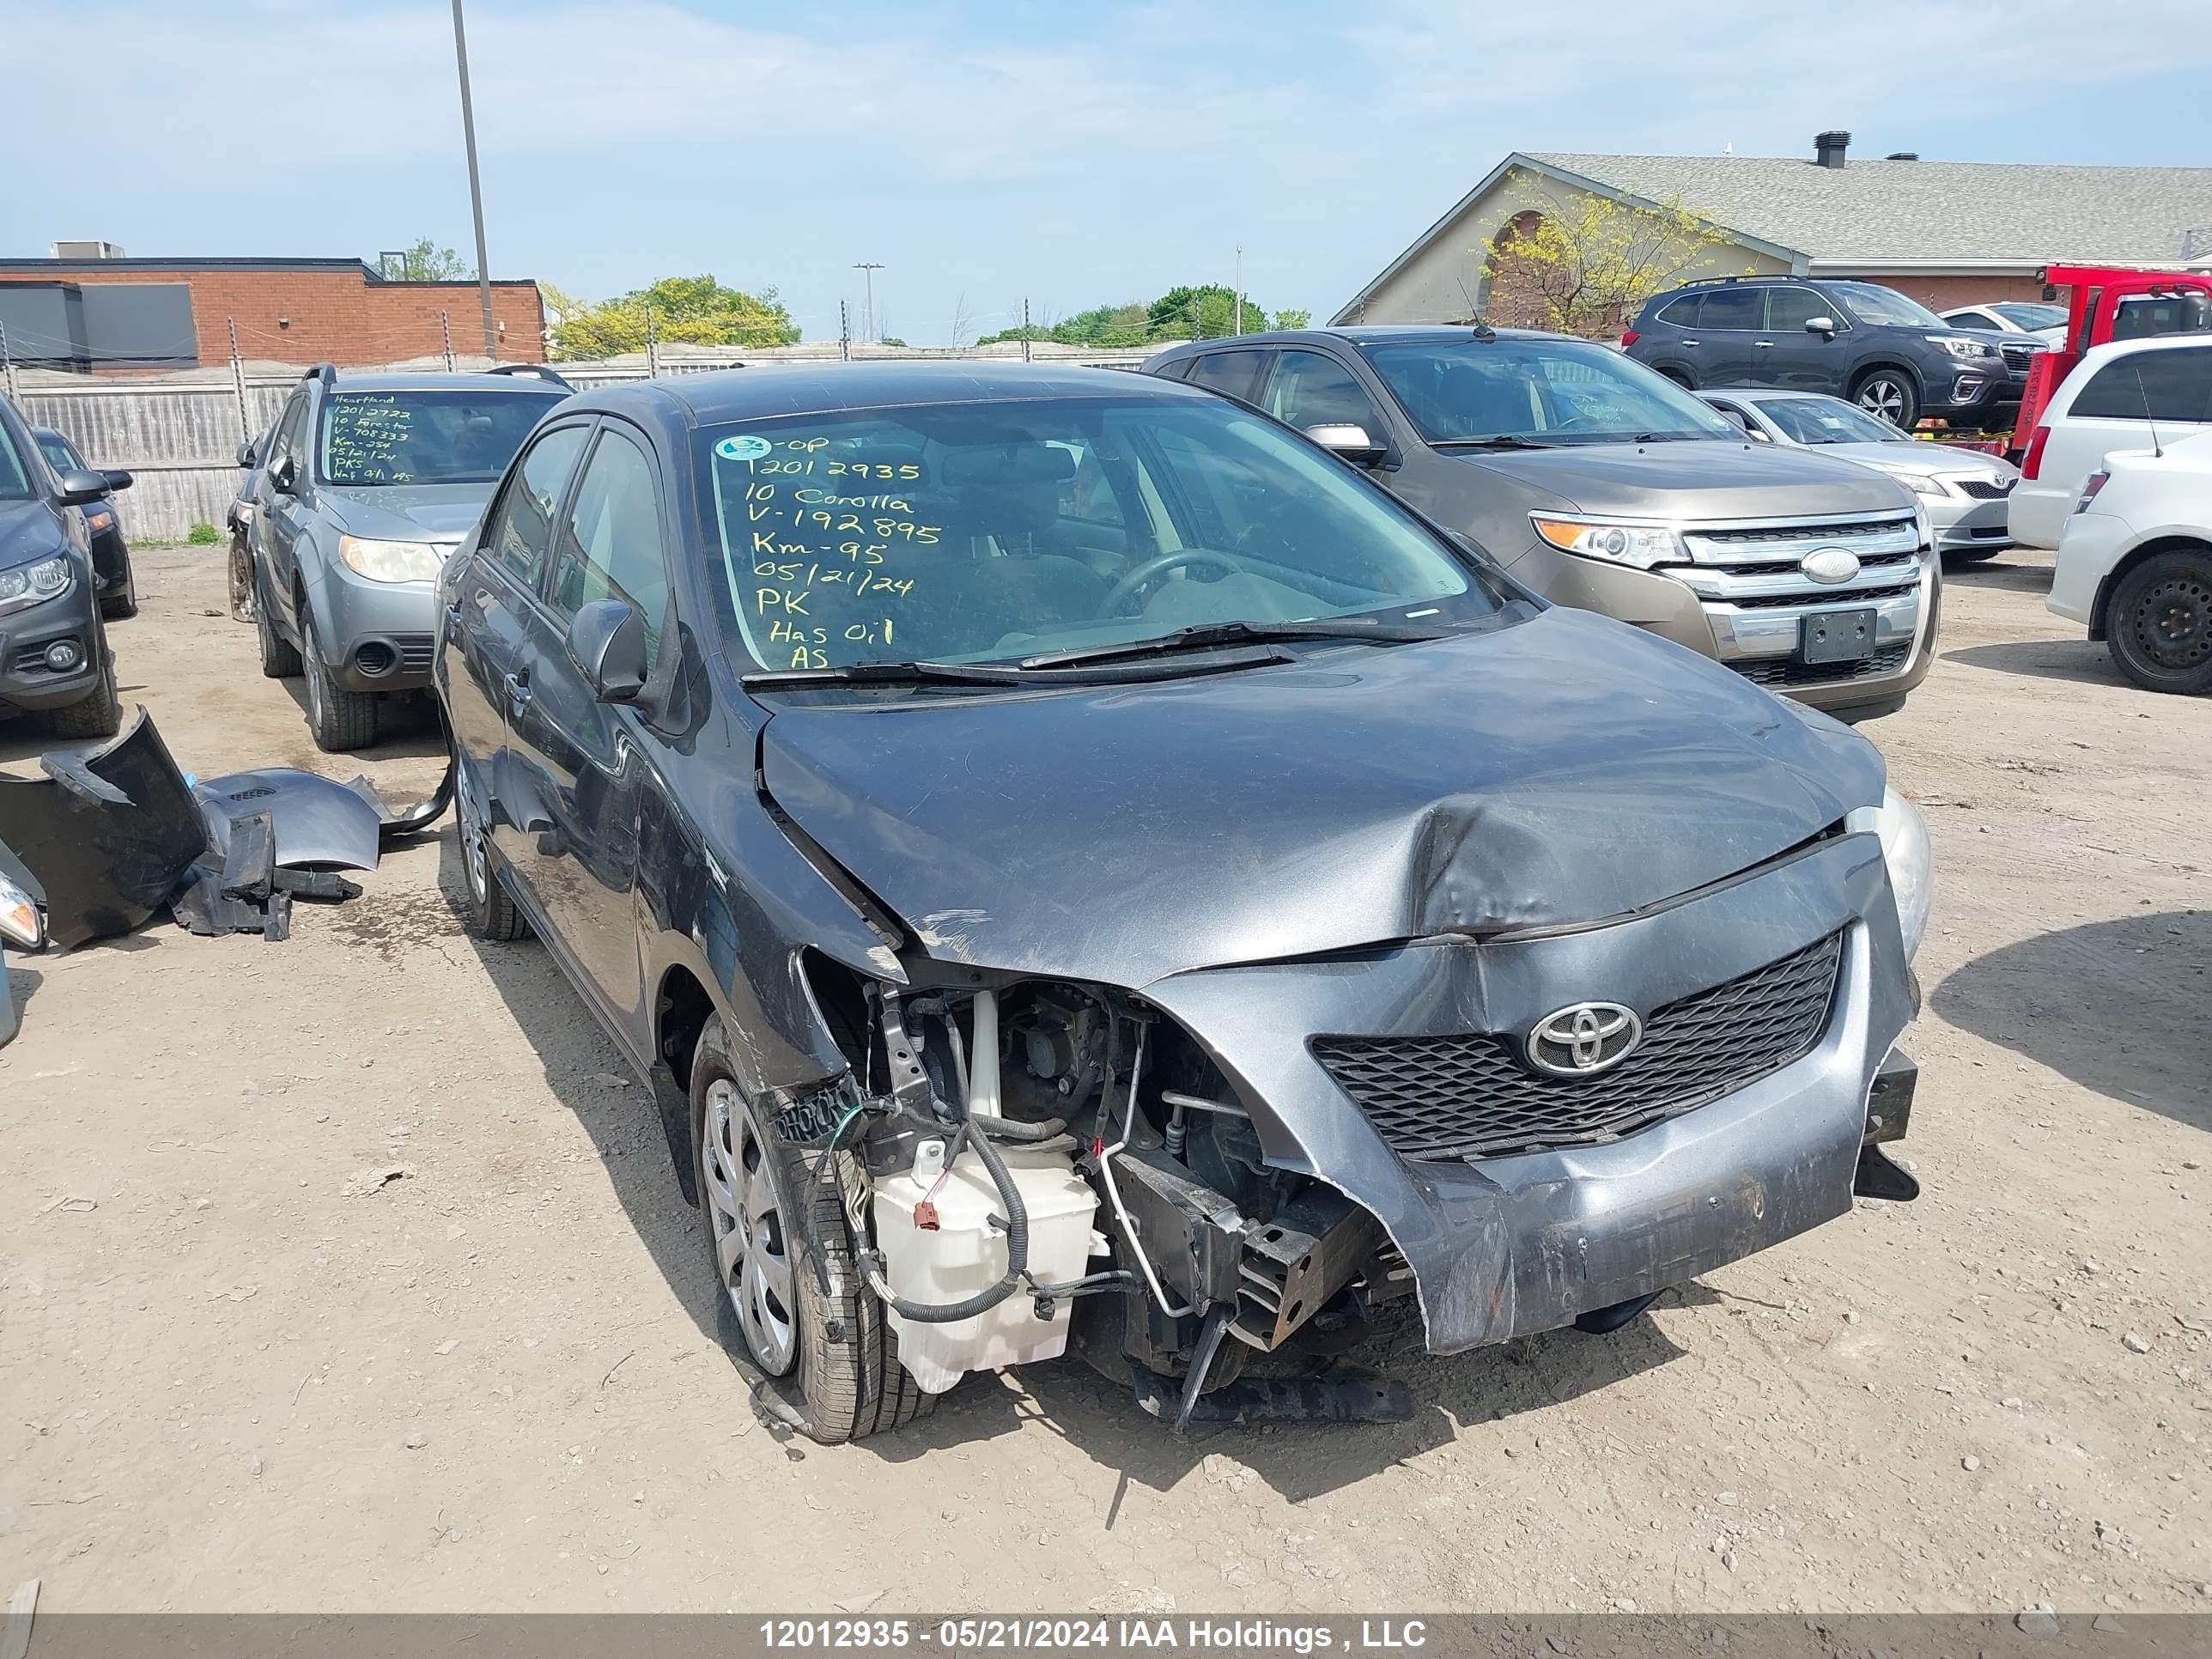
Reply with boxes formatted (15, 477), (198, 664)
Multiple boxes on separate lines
(1273, 307), (1312, 330)
(1480, 172), (1748, 337)
(1147, 284), (1267, 340)
(548, 275), (800, 358)
(387, 238), (472, 281)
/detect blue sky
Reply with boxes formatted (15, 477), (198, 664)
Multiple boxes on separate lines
(6, 1), (2205, 345)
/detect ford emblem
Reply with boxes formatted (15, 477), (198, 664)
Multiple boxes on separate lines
(1800, 546), (1862, 585)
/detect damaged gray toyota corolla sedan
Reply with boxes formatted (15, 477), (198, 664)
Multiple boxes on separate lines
(434, 362), (1929, 1440)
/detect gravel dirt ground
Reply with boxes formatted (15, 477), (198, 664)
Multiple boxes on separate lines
(2, 543), (2207, 1617)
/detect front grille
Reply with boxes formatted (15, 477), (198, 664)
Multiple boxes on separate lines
(1954, 477), (2015, 500)
(1704, 550), (1920, 579)
(1688, 517), (1917, 549)
(1724, 582), (1919, 611)
(1731, 641), (1911, 686)
(9, 646), (52, 676)
(1999, 343), (2036, 374)
(392, 633), (436, 674)
(1313, 932), (1844, 1162)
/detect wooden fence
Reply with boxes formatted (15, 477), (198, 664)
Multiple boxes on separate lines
(6, 343), (1155, 542)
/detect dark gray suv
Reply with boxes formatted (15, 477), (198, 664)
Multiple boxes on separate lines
(1623, 276), (2033, 431)
(246, 363), (570, 750)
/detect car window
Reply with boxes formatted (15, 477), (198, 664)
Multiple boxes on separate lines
(1765, 288), (1832, 331)
(482, 423), (590, 589)
(1946, 310), (1998, 331)
(319, 389), (561, 486)
(1361, 335), (1740, 445)
(1759, 397), (1903, 445)
(1992, 302), (2065, 331)
(270, 391), (310, 471)
(1703, 398), (1754, 431)
(1653, 295), (1702, 327)
(0, 421), (31, 501)
(2070, 346), (2212, 422)
(1698, 288), (1761, 330)
(1828, 283), (1947, 329)
(1182, 349), (1270, 404)
(35, 433), (82, 474)
(698, 395), (1504, 672)
(550, 427), (672, 670)
(1264, 349), (1387, 436)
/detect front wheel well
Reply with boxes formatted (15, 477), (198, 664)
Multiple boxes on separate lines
(2089, 536), (2212, 641)
(654, 966), (715, 1092)
(1846, 361), (1920, 397)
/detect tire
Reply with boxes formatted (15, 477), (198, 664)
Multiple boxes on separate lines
(2103, 546), (2212, 696)
(692, 1016), (933, 1443)
(1854, 368), (1919, 430)
(1657, 367), (1693, 389)
(100, 551), (138, 620)
(255, 570), (300, 678)
(301, 613), (379, 752)
(49, 636), (123, 741)
(453, 746), (528, 940)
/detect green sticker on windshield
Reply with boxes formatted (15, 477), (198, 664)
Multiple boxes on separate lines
(715, 434), (773, 462)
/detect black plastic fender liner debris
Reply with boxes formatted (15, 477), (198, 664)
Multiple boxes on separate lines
(345, 756), (455, 844)
(0, 708), (210, 950)
(218, 812), (276, 902)
(1129, 1365), (1418, 1427)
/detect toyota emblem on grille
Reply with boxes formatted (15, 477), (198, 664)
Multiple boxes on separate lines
(1525, 1002), (1642, 1077)
(1800, 546), (1862, 585)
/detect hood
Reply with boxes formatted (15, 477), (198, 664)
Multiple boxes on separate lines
(322, 481), (492, 543)
(1452, 440), (1914, 520)
(0, 498), (67, 573)
(1821, 443), (2019, 483)
(759, 606), (1884, 988)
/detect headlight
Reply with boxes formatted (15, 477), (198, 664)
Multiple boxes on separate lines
(336, 535), (444, 583)
(0, 555), (72, 616)
(0, 866), (44, 951)
(1846, 787), (1931, 960)
(84, 509), (115, 532)
(1529, 514), (1684, 569)
(1927, 335), (1996, 360)
(1901, 473), (1952, 498)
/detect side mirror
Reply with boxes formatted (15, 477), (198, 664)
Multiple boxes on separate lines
(567, 599), (648, 704)
(1305, 422), (1388, 465)
(55, 468), (111, 507)
(1804, 316), (1838, 336)
(237, 442), (258, 468)
(269, 454), (297, 494)
(102, 469), (133, 492)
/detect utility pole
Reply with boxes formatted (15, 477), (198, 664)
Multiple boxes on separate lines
(645, 303), (659, 378)
(1022, 298), (1031, 363)
(839, 300), (851, 363)
(852, 262), (884, 343)
(450, 0), (497, 358)
(1234, 247), (1243, 335)
(441, 311), (455, 373)
(228, 317), (248, 441)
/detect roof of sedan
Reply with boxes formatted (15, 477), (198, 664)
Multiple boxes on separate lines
(1154, 325), (1559, 352)
(613, 361), (1213, 425)
(324, 370), (572, 395)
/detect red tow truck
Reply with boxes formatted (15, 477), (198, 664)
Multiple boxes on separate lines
(2010, 264), (2212, 444)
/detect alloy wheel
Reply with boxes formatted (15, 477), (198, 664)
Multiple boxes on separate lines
(700, 1079), (799, 1375)
(1858, 380), (1906, 425)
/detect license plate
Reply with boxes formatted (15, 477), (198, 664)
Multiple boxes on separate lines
(1800, 607), (1876, 665)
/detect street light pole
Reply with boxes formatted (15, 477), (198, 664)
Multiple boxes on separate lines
(451, 0), (497, 359)
(853, 262), (884, 343)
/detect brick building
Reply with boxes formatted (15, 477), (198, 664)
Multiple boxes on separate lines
(0, 253), (545, 371)
(1335, 136), (2212, 329)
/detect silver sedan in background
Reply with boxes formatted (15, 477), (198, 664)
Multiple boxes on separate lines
(1698, 389), (2021, 564)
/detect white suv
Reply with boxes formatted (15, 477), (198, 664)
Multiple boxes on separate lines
(2048, 428), (2212, 694)
(2011, 336), (2212, 550)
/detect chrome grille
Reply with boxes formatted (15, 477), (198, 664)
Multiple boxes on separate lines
(1313, 932), (1844, 1162)
(1998, 343), (2036, 374)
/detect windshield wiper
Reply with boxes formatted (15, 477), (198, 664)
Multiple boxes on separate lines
(1431, 434), (1557, 450)
(741, 659), (1031, 689)
(1017, 617), (1444, 671)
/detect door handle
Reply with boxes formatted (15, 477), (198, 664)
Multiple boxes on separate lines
(1681, 339), (1700, 347)
(1754, 340), (1775, 349)
(503, 671), (532, 708)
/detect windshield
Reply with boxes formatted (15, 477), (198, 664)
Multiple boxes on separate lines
(1992, 302), (2065, 331)
(35, 434), (81, 475)
(318, 390), (560, 486)
(0, 423), (32, 501)
(1360, 337), (1741, 445)
(1758, 397), (1904, 446)
(1831, 283), (1948, 330)
(699, 394), (1506, 672)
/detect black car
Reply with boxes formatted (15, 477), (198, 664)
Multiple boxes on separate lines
(433, 362), (1928, 1440)
(30, 426), (137, 618)
(0, 395), (123, 737)
(1624, 276), (2032, 430)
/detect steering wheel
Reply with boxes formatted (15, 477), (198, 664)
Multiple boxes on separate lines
(1102, 548), (1245, 616)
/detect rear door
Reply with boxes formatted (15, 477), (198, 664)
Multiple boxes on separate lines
(442, 418), (592, 860)
(254, 391), (313, 623)
(504, 418), (675, 1051)
(1692, 285), (1764, 385)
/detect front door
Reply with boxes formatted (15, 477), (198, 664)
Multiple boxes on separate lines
(506, 419), (675, 1054)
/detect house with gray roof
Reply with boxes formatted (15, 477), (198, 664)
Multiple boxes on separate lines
(1334, 131), (2212, 327)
